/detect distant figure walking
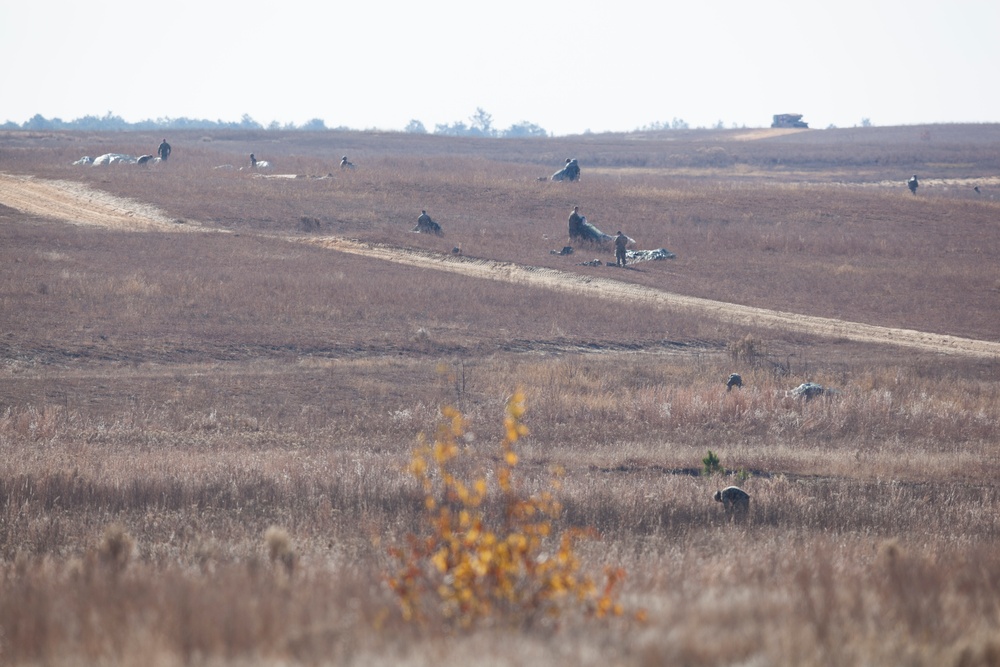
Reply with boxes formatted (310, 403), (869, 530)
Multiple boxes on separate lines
(568, 205), (584, 240)
(250, 153), (257, 169)
(907, 174), (919, 195)
(614, 230), (628, 267)
(157, 139), (171, 161)
(714, 486), (750, 512)
(340, 156), (355, 170)
(413, 210), (442, 235)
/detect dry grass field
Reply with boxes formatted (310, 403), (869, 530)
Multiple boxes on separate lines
(1, 124), (1000, 666)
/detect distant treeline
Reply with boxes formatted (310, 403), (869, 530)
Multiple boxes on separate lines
(2, 112), (367, 133)
(1, 109), (551, 138)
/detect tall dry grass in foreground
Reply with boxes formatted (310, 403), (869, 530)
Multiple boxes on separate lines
(2, 352), (1000, 665)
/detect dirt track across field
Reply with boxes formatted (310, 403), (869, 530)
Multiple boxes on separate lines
(0, 173), (198, 231)
(3, 172), (999, 360)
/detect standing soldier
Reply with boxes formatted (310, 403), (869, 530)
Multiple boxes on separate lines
(157, 138), (171, 161)
(250, 153), (257, 169)
(564, 158), (580, 181)
(568, 205), (584, 240)
(614, 230), (628, 267)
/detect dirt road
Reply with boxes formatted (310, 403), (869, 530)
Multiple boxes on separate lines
(0, 173), (195, 231)
(3, 172), (999, 359)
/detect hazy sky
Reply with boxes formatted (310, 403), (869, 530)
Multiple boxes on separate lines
(2, 0), (997, 136)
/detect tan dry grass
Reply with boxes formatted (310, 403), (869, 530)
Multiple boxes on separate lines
(2, 127), (1000, 665)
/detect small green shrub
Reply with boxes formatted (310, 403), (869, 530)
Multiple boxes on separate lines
(702, 449), (724, 476)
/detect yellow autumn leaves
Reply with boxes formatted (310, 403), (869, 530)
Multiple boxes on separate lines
(388, 391), (634, 627)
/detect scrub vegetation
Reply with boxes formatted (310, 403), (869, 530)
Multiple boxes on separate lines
(1, 124), (1000, 665)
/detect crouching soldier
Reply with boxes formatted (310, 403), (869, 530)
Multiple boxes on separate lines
(714, 486), (750, 512)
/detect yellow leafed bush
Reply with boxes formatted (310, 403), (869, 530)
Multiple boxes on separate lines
(387, 391), (632, 628)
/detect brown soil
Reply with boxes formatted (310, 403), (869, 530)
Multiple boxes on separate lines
(4, 171), (999, 360)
